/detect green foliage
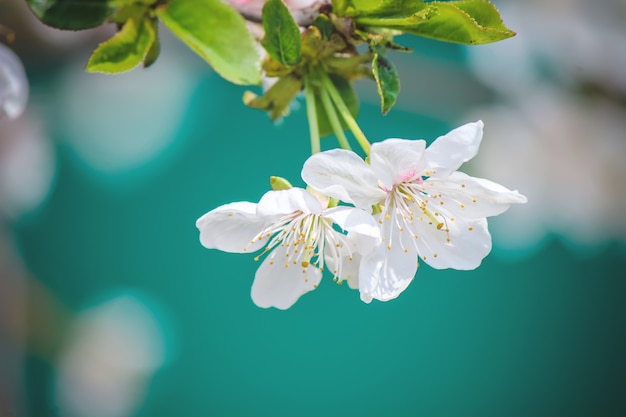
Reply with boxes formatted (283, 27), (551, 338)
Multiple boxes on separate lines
(25, 0), (118, 30)
(243, 75), (303, 120)
(372, 52), (399, 114)
(25, 0), (516, 154)
(142, 18), (161, 68)
(157, 0), (261, 85)
(312, 14), (336, 40)
(333, 0), (515, 45)
(261, 0), (302, 67)
(86, 16), (156, 73)
(315, 75), (359, 137)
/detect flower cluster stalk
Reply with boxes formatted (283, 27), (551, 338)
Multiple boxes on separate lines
(304, 76), (321, 154)
(320, 72), (371, 156)
(319, 85), (351, 150)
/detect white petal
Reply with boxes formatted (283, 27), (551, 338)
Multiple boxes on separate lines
(323, 206), (380, 255)
(358, 241), (418, 302)
(302, 149), (386, 210)
(256, 188), (322, 217)
(423, 121), (484, 175)
(410, 216), (491, 270)
(196, 202), (266, 253)
(323, 245), (360, 290)
(344, 253), (361, 290)
(424, 171), (527, 219)
(0, 44), (29, 120)
(251, 246), (321, 309)
(370, 138), (426, 189)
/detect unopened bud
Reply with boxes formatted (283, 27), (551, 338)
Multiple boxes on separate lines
(270, 176), (293, 190)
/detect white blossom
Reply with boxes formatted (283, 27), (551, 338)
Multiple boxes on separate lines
(302, 121), (527, 302)
(0, 43), (28, 120)
(196, 188), (379, 309)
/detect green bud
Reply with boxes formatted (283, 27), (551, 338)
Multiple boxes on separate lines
(270, 176), (293, 190)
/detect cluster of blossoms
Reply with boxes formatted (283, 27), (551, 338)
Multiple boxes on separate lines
(197, 121), (527, 309)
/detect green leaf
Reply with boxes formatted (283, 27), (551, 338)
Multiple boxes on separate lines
(157, 0), (261, 85)
(337, 0), (430, 17)
(261, 0), (302, 67)
(243, 75), (303, 120)
(25, 0), (117, 30)
(312, 14), (335, 40)
(341, 0), (515, 45)
(332, 0), (397, 17)
(86, 16), (156, 73)
(315, 75), (358, 137)
(143, 18), (160, 68)
(372, 53), (399, 114)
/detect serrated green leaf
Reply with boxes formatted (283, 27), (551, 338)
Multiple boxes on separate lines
(157, 0), (261, 85)
(315, 75), (358, 137)
(86, 16), (156, 73)
(26, 0), (117, 30)
(261, 0), (302, 67)
(342, 0), (515, 45)
(372, 53), (399, 114)
(451, 0), (511, 33)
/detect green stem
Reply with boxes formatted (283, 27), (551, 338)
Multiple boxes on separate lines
(320, 72), (371, 155)
(304, 77), (321, 154)
(320, 86), (352, 150)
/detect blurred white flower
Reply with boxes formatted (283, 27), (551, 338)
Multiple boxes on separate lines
(467, 1), (626, 99)
(465, 1), (626, 252)
(0, 110), (55, 219)
(55, 30), (202, 180)
(55, 294), (166, 417)
(467, 90), (626, 252)
(225, 0), (328, 26)
(0, 43), (28, 120)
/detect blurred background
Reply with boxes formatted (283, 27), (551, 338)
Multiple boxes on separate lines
(1, 0), (625, 416)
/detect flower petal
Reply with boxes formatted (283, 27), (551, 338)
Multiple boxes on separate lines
(344, 253), (361, 290)
(323, 206), (380, 255)
(302, 149), (386, 210)
(256, 188), (322, 217)
(251, 246), (322, 309)
(323, 245), (360, 290)
(370, 138), (426, 189)
(423, 121), (484, 175)
(196, 202), (266, 253)
(409, 216), (492, 270)
(425, 171), (527, 219)
(358, 241), (418, 302)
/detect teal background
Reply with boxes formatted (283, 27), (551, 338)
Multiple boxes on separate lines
(2, 3), (626, 415)
(15, 73), (626, 416)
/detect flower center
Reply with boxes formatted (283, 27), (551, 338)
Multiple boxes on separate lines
(250, 212), (353, 281)
(378, 177), (452, 255)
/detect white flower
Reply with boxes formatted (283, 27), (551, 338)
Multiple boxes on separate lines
(302, 121), (527, 302)
(196, 187), (379, 309)
(0, 43), (29, 120)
